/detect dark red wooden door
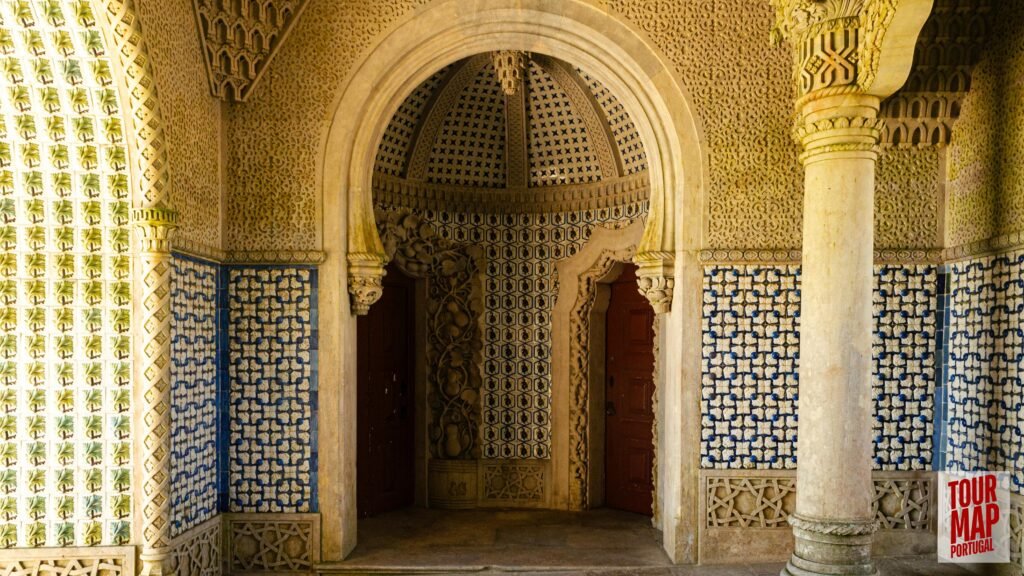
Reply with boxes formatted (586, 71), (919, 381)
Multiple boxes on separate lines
(357, 266), (416, 517)
(604, 264), (655, 515)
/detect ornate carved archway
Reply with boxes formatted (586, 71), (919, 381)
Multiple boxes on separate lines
(319, 0), (707, 561)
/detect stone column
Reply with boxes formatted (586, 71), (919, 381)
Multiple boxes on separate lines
(133, 207), (178, 576)
(767, 1), (927, 573)
(786, 94), (883, 576)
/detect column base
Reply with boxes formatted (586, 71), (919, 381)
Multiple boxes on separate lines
(780, 514), (879, 576)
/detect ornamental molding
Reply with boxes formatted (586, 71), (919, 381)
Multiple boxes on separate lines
(878, 1), (991, 147)
(377, 209), (485, 460)
(132, 207), (179, 254)
(698, 248), (943, 264)
(168, 515), (220, 576)
(98, 0), (171, 208)
(192, 0), (310, 101)
(943, 230), (1024, 262)
(223, 513), (321, 574)
(168, 241), (327, 266)
(566, 244), (638, 510)
(373, 172), (650, 214)
(0, 547), (135, 576)
(700, 470), (933, 533)
(770, 0), (865, 46)
(772, 0), (918, 102)
(224, 250), (326, 265)
(787, 513), (879, 536)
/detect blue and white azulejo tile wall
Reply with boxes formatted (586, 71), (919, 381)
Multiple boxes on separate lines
(700, 264), (939, 471)
(946, 251), (1023, 495)
(170, 256), (222, 536)
(227, 267), (319, 512)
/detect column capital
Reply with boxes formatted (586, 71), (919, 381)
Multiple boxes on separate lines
(793, 94), (885, 165)
(770, 0), (909, 99)
(132, 206), (178, 253)
(348, 251), (387, 315)
(633, 251), (675, 314)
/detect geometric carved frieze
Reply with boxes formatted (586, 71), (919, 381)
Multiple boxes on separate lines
(701, 472), (933, 532)
(193, 0), (309, 101)
(480, 461), (547, 506)
(0, 547), (134, 576)
(225, 513), (320, 574)
(169, 516), (221, 576)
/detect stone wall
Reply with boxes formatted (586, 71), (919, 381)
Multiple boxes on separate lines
(136, 0), (223, 255)
(946, 2), (1024, 249)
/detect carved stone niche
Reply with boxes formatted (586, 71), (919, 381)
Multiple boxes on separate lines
(377, 209), (485, 508)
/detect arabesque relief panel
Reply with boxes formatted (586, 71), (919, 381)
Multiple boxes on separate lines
(136, 0), (223, 254)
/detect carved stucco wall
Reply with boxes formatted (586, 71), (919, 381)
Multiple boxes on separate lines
(875, 148), (943, 251)
(947, 1), (1024, 249)
(135, 0), (223, 254)
(225, 0), (940, 254)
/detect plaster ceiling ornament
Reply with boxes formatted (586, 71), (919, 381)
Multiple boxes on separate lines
(372, 54), (648, 211)
(192, 0), (309, 101)
(492, 50), (529, 96)
(879, 0), (991, 147)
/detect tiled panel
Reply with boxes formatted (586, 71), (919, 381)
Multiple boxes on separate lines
(170, 256), (220, 536)
(946, 251), (1023, 495)
(700, 265), (938, 470)
(873, 266), (937, 470)
(227, 267), (318, 511)
(701, 266), (801, 469)
(0, 0), (133, 547)
(424, 204), (646, 459)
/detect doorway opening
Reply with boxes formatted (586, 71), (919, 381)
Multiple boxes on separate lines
(357, 264), (418, 518)
(603, 264), (656, 516)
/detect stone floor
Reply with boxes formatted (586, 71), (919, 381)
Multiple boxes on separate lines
(318, 508), (977, 575)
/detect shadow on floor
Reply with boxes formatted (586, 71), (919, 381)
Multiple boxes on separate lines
(317, 507), (979, 576)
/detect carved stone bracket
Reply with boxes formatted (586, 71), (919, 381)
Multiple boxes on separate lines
(633, 252), (674, 314)
(347, 252), (386, 316)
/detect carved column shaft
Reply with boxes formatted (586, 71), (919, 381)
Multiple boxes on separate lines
(133, 208), (178, 576)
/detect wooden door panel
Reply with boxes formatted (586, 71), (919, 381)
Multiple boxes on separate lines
(605, 265), (655, 516)
(357, 265), (416, 517)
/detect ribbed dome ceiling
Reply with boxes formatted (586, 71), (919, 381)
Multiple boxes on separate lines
(373, 53), (648, 194)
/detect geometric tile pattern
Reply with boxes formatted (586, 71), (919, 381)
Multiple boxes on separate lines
(701, 266), (801, 469)
(946, 251), (1023, 495)
(423, 204), (646, 459)
(873, 265), (937, 470)
(170, 256), (220, 536)
(0, 0), (132, 547)
(701, 265), (939, 471)
(228, 267), (317, 511)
